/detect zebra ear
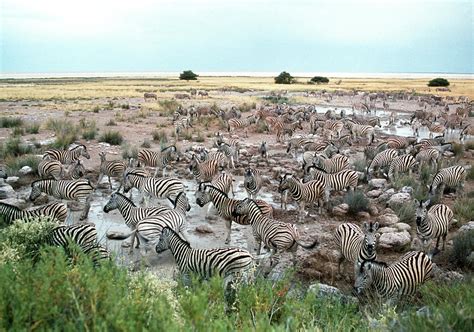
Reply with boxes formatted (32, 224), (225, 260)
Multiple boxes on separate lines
(373, 222), (379, 231)
(422, 199), (430, 208)
(363, 222), (369, 231)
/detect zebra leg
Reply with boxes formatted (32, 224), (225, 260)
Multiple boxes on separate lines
(108, 176), (113, 190)
(255, 240), (262, 255)
(129, 229), (137, 253)
(97, 173), (104, 188)
(79, 195), (92, 220)
(298, 201), (306, 222)
(225, 219), (232, 244)
(442, 234), (447, 251)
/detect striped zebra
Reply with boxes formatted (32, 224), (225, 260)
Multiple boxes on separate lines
(174, 116), (193, 140)
(243, 168), (262, 199)
(231, 198), (318, 264)
(199, 149), (228, 169)
(214, 132), (240, 150)
(323, 120), (344, 138)
(123, 170), (184, 206)
(386, 137), (417, 150)
(304, 168), (359, 194)
(386, 154), (418, 182)
(351, 116), (381, 128)
(275, 120), (303, 142)
(286, 137), (314, 157)
(415, 199), (454, 254)
(43, 144), (90, 164)
(216, 142), (239, 169)
(97, 152), (127, 189)
(312, 153), (350, 174)
(0, 201), (68, 224)
(278, 174), (328, 221)
(345, 120), (375, 145)
(416, 136), (445, 150)
(29, 179), (94, 220)
(429, 165), (466, 196)
(137, 146), (180, 177)
(195, 184), (273, 244)
(334, 222), (379, 274)
(135, 192), (191, 254)
(227, 115), (257, 138)
(366, 149), (399, 179)
(415, 148), (441, 170)
(189, 154), (219, 183)
(425, 122), (446, 139)
(38, 159), (85, 180)
(103, 192), (170, 252)
(259, 141), (268, 160)
(354, 251), (433, 301)
(197, 172), (235, 217)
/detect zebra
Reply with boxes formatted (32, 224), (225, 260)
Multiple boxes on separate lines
(351, 116), (381, 128)
(429, 165), (466, 196)
(345, 120), (375, 145)
(97, 152), (127, 189)
(415, 148), (441, 170)
(385, 137), (418, 150)
(286, 137), (314, 157)
(275, 120), (303, 142)
(231, 198), (318, 265)
(243, 168), (262, 199)
(199, 149), (229, 169)
(216, 142), (239, 169)
(278, 174), (328, 221)
(198, 172), (235, 217)
(385, 154), (418, 182)
(323, 120), (344, 138)
(189, 154), (219, 183)
(304, 168), (359, 195)
(334, 222), (379, 274)
(123, 170), (184, 206)
(174, 116), (193, 139)
(415, 199), (454, 254)
(366, 149), (399, 180)
(0, 201), (68, 224)
(195, 184), (273, 244)
(103, 192), (171, 252)
(43, 144), (90, 164)
(227, 115), (257, 138)
(137, 146), (180, 177)
(259, 141), (268, 160)
(311, 153), (350, 174)
(354, 251), (433, 302)
(135, 192), (191, 254)
(38, 159), (85, 180)
(29, 179), (94, 220)
(144, 92), (158, 101)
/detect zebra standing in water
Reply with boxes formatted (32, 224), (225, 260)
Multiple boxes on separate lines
(189, 155), (219, 183)
(385, 154), (418, 182)
(231, 198), (318, 265)
(29, 179), (94, 220)
(366, 149), (399, 180)
(429, 165), (466, 196)
(0, 201), (68, 224)
(354, 251), (433, 302)
(415, 199), (454, 254)
(38, 159), (85, 180)
(345, 120), (375, 145)
(244, 168), (262, 199)
(415, 148), (441, 170)
(195, 184), (273, 244)
(216, 142), (239, 169)
(123, 170), (184, 206)
(227, 115), (257, 138)
(97, 152), (127, 189)
(43, 144), (90, 164)
(137, 146), (180, 177)
(334, 222), (379, 274)
(103, 192), (170, 252)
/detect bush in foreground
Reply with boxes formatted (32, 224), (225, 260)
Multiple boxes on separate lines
(344, 190), (369, 215)
(428, 78), (450, 87)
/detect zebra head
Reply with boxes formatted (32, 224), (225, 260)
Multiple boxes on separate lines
(29, 181), (43, 201)
(77, 144), (90, 159)
(171, 192), (191, 212)
(415, 199), (430, 226)
(155, 227), (174, 254)
(362, 222), (379, 256)
(195, 183), (211, 207)
(231, 198), (254, 217)
(353, 260), (375, 296)
(69, 160), (85, 179)
(103, 192), (126, 213)
(278, 173), (293, 193)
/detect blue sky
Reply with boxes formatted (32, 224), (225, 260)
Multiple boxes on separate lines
(1, 0), (472, 74)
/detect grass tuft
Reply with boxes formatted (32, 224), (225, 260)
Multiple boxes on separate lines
(99, 131), (123, 146)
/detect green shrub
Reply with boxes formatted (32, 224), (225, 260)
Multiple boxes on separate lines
(25, 122), (40, 134)
(12, 127), (25, 137)
(158, 99), (180, 115)
(92, 105), (100, 113)
(4, 155), (40, 177)
(179, 70), (198, 81)
(152, 130), (168, 144)
(310, 76), (329, 84)
(107, 100), (115, 109)
(121, 104), (130, 110)
(449, 229), (474, 270)
(392, 203), (416, 224)
(0, 137), (32, 158)
(344, 190), (369, 215)
(82, 127), (98, 140)
(465, 142), (474, 151)
(428, 78), (450, 87)
(239, 102), (256, 113)
(453, 197), (474, 223)
(121, 144), (138, 160)
(0, 117), (23, 128)
(353, 159), (367, 173)
(106, 119), (117, 126)
(451, 143), (464, 160)
(274, 71), (294, 84)
(262, 95), (290, 104)
(99, 131), (123, 146)
(141, 139), (151, 148)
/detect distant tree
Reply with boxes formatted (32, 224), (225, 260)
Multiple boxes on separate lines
(428, 78), (450, 87)
(274, 71), (295, 84)
(179, 70), (198, 81)
(310, 76), (329, 84)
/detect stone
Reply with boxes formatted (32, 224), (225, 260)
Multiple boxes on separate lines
(387, 193), (411, 208)
(195, 225), (214, 234)
(369, 179), (387, 189)
(368, 204), (379, 216)
(379, 231), (411, 251)
(19, 166), (33, 175)
(5, 176), (19, 184)
(106, 230), (131, 240)
(394, 222), (411, 232)
(0, 198), (27, 210)
(443, 151), (454, 158)
(332, 203), (349, 216)
(308, 283), (358, 304)
(0, 184), (16, 200)
(239, 149), (249, 156)
(367, 189), (383, 198)
(376, 213), (399, 226)
(458, 221), (474, 234)
(378, 227), (398, 234)
(400, 186), (413, 194)
(357, 211), (371, 219)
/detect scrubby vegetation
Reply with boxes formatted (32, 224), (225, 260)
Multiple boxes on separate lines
(428, 78), (450, 87)
(309, 76), (329, 84)
(45, 118), (79, 149)
(274, 71), (295, 84)
(179, 70), (198, 81)
(3, 155), (40, 177)
(344, 190), (368, 215)
(99, 131), (124, 146)
(0, 137), (32, 158)
(0, 117), (23, 128)
(449, 229), (474, 270)
(152, 129), (168, 144)
(25, 122), (40, 134)
(121, 144), (138, 160)
(392, 203), (416, 224)
(158, 99), (180, 115)
(453, 197), (474, 223)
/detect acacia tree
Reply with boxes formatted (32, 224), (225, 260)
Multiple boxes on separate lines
(274, 71), (295, 84)
(179, 70), (198, 81)
(428, 78), (450, 87)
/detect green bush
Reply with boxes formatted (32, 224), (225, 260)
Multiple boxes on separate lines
(12, 127), (25, 137)
(451, 143), (464, 160)
(239, 102), (256, 113)
(392, 203), (416, 224)
(152, 130), (168, 144)
(344, 190), (369, 215)
(121, 144), (138, 160)
(449, 229), (474, 270)
(310, 76), (329, 84)
(45, 118), (79, 149)
(465, 142), (474, 151)
(99, 131), (123, 146)
(0, 117), (23, 128)
(25, 122), (40, 134)
(121, 103), (130, 109)
(428, 78), (450, 87)
(179, 70), (198, 81)
(0, 137), (32, 158)
(158, 99), (180, 115)
(106, 119), (117, 126)
(92, 105), (100, 113)
(467, 167), (474, 181)
(262, 95), (290, 104)
(353, 159), (367, 173)
(4, 155), (40, 176)
(82, 127), (98, 140)
(453, 197), (474, 223)
(274, 71), (295, 84)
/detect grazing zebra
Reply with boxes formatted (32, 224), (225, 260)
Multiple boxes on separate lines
(38, 159), (85, 180)
(216, 142), (239, 169)
(304, 168), (359, 194)
(135, 192), (191, 253)
(97, 152), (127, 189)
(214, 132), (240, 149)
(189, 155), (219, 183)
(415, 199), (454, 254)
(312, 153), (350, 174)
(323, 120), (344, 138)
(351, 116), (381, 128)
(195, 184), (273, 244)
(244, 168), (262, 199)
(415, 148), (441, 170)
(137, 146), (179, 177)
(123, 170), (184, 206)
(0, 201), (68, 224)
(259, 141), (268, 160)
(386, 137), (417, 150)
(43, 144), (90, 164)
(29, 179), (94, 220)
(144, 92), (158, 101)
(103, 192), (170, 252)
(429, 165), (466, 196)
(231, 198), (318, 264)
(286, 137), (314, 157)
(354, 251), (433, 302)
(227, 115), (257, 138)
(334, 222), (379, 274)
(386, 154), (418, 182)
(275, 120), (303, 142)
(278, 174), (328, 221)
(366, 149), (399, 179)
(174, 116), (193, 139)
(345, 120), (375, 145)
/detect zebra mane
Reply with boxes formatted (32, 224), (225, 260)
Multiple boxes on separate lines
(162, 227), (191, 247)
(125, 170), (146, 178)
(114, 192), (136, 207)
(70, 144), (87, 151)
(244, 198), (263, 213)
(360, 259), (388, 272)
(205, 184), (229, 198)
(312, 166), (328, 174)
(169, 191), (185, 207)
(31, 179), (53, 186)
(161, 145), (177, 152)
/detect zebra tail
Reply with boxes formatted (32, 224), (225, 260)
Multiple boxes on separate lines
(296, 238), (319, 250)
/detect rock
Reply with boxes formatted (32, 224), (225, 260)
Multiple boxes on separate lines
(317, 247), (340, 262)
(458, 221), (474, 234)
(32, 193), (49, 205)
(308, 283), (358, 304)
(434, 270), (464, 283)
(385, 189), (395, 196)
(367, 189), (383, 198)
(400, 186), (413, 194)
(332, 203), (349, 216)
(379, 231), (411, 251)
(376, 189), (395, 202)
(383, 208), (395, 214)
(369, 179), (387, 189)
(387, 193), (411, 208)
(376, 213), (400, 226)
(195, 225), (214, 234)
(239, 149), (249, 156)
(106, 230), (131, 240)
(378, 227), (398, 234)
(19, 166), (33, 175)
(368, 204), (379, 216)
(443, 151), (454, 158)
(0, 184), (16, 200)
(5, 176), (19, 184)
(0, 198), (27, 210)
(394, 222), (411, 232)
(357, 211), (370, 219)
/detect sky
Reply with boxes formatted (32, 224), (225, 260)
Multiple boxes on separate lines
(1, 0), (472, 74)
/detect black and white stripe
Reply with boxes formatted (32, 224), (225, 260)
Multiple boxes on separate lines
(386, 137), (417, 150)
(97, 152), (127, 189)
(429, 165), (466, 196)
(366, 149), (399, 179)
(174, 116), (193, 139)
(345, 120), (375, 145)
(415, 148), (441, 169)
(216, 142), (239, 169)
(137, 146), (179, 177)
(189, 154), (219, 183)
(311, 153), (350, 174)
(386, 154), (418, 181)
(227, 115), (257, 137)
(43, 144), (90, 164)
(0, 201), (68, 224)
(243, 167), (262, 199)
(304, 167), (359, 193)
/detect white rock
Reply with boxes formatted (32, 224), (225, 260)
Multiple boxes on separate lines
(0, 198), (27, 209)
(377, 213), (400, 226)
(458, 221), (474, 234)
(19, 166), (33, 175)
(6, 176), (19, 184)
(400, 186), (413, 194)
(369, 179), (387, 189)
(394, 222), (411, 231)
(379, 231), (411, 251)
(378, 227), (398, 234)
(239, 149), (249, 156)
(387, 193), (411, 208)
(0, 184), (16, 200)
(367, 189), (383, 198)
